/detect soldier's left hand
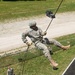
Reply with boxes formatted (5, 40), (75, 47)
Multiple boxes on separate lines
(44, 31), (47, 35)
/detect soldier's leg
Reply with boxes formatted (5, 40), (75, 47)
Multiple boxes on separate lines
(35, 42), (58, 68)
(42, 38), (53, 55)
(44, 38), (70, 50)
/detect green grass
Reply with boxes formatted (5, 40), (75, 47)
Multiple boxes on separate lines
(0, 0), (75, 22)
(0, 33), (75, 75)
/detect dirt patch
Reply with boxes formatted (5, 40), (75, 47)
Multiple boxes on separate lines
(0, 12), (75, 53)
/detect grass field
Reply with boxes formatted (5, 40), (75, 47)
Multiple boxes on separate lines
(0, 33), (75, 75)
(0, 0), (75, 22)
(0, 0), (75, 75)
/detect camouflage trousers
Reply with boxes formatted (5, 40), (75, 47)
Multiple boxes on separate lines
(35, 38), (62, 60)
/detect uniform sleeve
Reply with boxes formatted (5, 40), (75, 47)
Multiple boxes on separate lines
(22, 31), (29, 43)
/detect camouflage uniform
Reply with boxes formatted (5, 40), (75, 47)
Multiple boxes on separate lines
(22, 22), (63, 60)
(7, 68), (14, 75)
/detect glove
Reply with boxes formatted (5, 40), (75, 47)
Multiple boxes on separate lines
(26, 41), (32, 46)
(44, 31), (47, 35)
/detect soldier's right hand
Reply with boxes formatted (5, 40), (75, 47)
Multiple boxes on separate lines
(26, 41), (32, 46)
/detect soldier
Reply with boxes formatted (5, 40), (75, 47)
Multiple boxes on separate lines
(22, 21), (70, 69)
(7, 67), (15, 75)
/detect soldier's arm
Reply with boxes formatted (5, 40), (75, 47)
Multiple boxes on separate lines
(22, 31), (29, 43)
